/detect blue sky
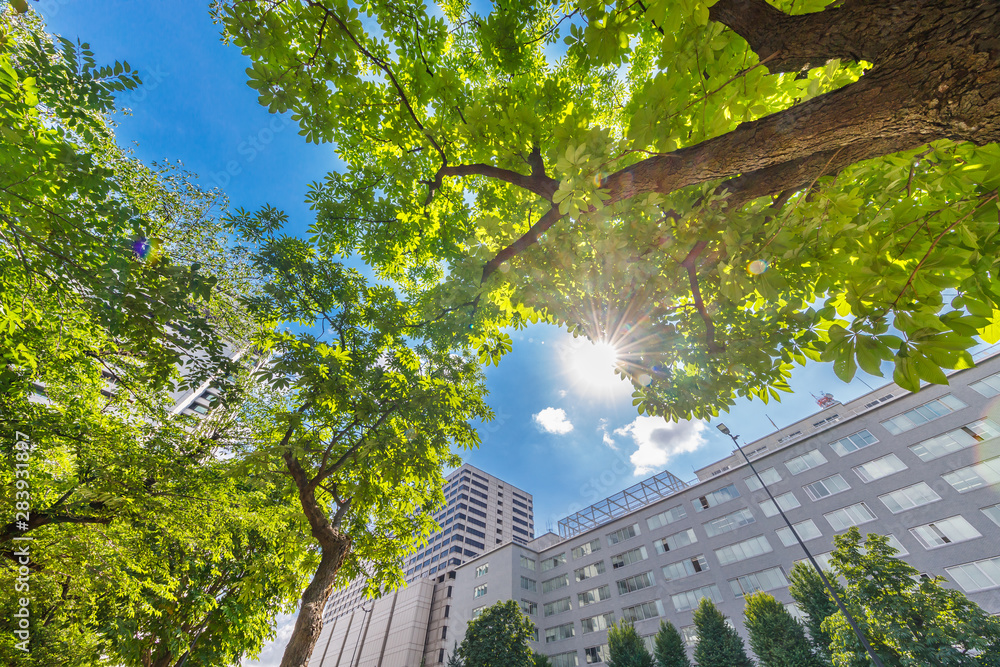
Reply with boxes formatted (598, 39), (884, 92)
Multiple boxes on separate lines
(38, 1), (898, 663)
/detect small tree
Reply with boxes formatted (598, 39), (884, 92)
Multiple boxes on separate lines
(788, 562), (840, 662)
(692, 598), (753, 667)
(653, 620), (691, 667)
(824, 529), (1000, 667)
(533, 654), (552, 667)
(447, 642), (463, 667)
(744, 592), (827, 667)
(608, 620), (654, 667)
(457, 600), (535, 667)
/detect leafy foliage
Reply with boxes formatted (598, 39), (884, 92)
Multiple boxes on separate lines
(692, 598), (753, 667)
(744, 591), (828, 667)
(788, 561), (841, 662)
(652, 620), (690, 667)
(608, 620), (654, 667)
(822, 529), (1000, 667)
(456, 600), (535, 667)
(219, 0), (1000, 421)
(0, 9), (243, 395)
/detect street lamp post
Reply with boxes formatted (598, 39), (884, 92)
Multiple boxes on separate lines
(716, 423), (885, 667)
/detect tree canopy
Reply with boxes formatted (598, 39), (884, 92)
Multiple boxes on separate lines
(218, 0), (1000, 421)
(456, 600), (536, 667)
(822, 529), (1000, 667)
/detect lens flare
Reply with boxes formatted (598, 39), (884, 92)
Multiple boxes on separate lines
(747, 259), (769, 275)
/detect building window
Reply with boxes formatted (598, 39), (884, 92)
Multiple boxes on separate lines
(544, 597), (573, 617)
(824, 502), (877, 531)
(521, 576), (537, 592)
(883, 534), (909, 557)
(703, 507), (756, 537)
(878, 482), (941, 514)
(970, 372), (1000, 397)
(662, 554), (709, 581)
(584, 645), (610, 664)
(803, 474), (851, 501)
(616, 571), (655, 595)
(474, 584), (488, 598)
(729, 567), (788, 597)
(581, 612), (615, 634)
(646, 504), (687, 530)
(654, 528), (697, 554)
(621, 599), (664, 623)
(693, 484), (740, 512)
(743, 467), (781, 492)
(853, 454), (908, 483)
(829, 429), (878, 456)
(476, 563), (489, 577)
(439, 648), (445, 663)
(784, 449), (828, 475)
(551, 651), (580, 667)
(578, 584), (612, 606)
(611, 546), (648, 569)
(574, 561), (606, 582)
(442, 626), (448, 639)
(519, 599), (538, 616)
(671, 584), (722, 612)
(910, 516), (982, 549)
(942, 456), (1000, 493)
(521, 555), (537, 571)
(572, 538), (602, 559)
(775, 520), (822, 547)
(715, 535), (773, 566)
(760, 492), (801, 517)
(910, 419), (1000, 461)
(545, 622), (576, 643)
(472, 606), (484, 618)
(541, 553), (567, 572)
(542, 574), (569, 594)
(982, 503), (1000, 528)
(881, 394), (967, 435)
(680, 626), (698, 648)
(946, 556), (1000, 592)
(607, 523), (640, 545)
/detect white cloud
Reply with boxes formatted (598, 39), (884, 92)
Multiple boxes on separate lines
(614, 416), (706, 475)
(533, 407), (574, 435)
(597, 418), (618, 450)
(558, 389), (568, 398)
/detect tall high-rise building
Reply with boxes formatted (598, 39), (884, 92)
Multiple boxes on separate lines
(311, 464), (534, 666)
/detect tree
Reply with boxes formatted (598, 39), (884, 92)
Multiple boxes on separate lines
(221, 0), (1000, 422)
(692, 598), (753, 667)
(653, 620), (691, 667)
(225, 210), (492, 667)
(1, 8), (242, 395)
(447, 642), (464, 667)
(788, 562), (841, 662)
(744, 591), (827, 667)
(822, 529), (1000, 667)
(533, 654), (552, 667)
(607, 620), (654, 667)
(456, 600), (535, 667)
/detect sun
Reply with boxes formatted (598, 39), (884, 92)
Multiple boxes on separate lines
(567, 339), (621, 393)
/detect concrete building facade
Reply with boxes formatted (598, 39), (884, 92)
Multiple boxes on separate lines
(447, 356), (1000, 666)
(310, 464), (535, 666)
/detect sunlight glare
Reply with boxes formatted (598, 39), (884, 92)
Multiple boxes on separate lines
(568, 340), (620, 392)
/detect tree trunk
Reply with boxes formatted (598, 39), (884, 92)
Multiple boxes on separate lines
(279, 544), (350, 667)
(279, 449), (353, 667)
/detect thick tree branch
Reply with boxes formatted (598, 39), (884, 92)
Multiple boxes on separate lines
(481, 206), (564, 284)
(708, 0), (896, 73)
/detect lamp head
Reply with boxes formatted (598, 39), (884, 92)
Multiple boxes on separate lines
(716, 423), (731, 435)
